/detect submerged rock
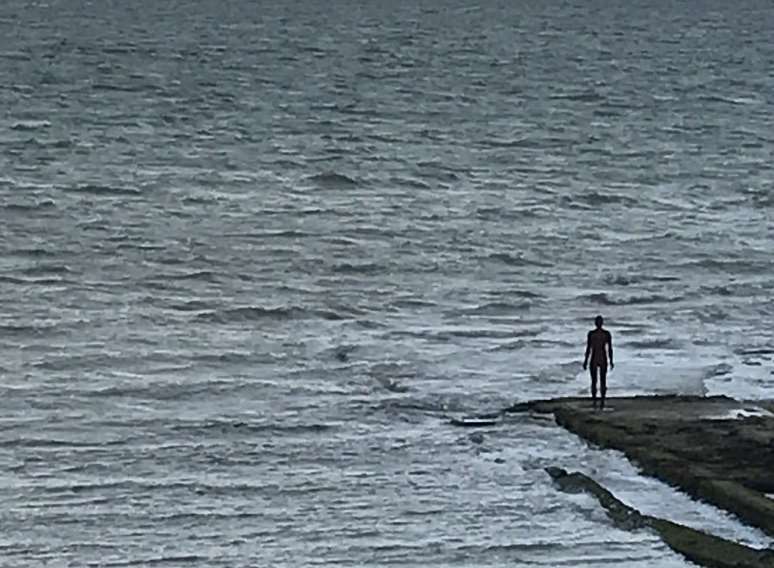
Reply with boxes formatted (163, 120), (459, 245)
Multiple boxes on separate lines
(547, 467), (774, 568)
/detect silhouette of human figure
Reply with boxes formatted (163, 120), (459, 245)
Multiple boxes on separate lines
(583, 315), (613, 410)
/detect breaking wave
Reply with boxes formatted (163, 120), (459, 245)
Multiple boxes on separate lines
(63, 184), (142, 197)
(580, 292), (683, 306)
(487, 252), (552, 267)
(452, 301), (533, 316)
(196, 305), (350, 323)
(621, 338), (682, 350)
(306, 172), (358, 187)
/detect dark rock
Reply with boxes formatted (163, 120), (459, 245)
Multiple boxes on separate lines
(469, 432), (485, 444)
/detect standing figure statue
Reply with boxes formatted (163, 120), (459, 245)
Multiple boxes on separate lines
(583, 315), (614, 409)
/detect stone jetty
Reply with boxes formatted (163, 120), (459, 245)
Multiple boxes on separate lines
(507, 395), (774, 568)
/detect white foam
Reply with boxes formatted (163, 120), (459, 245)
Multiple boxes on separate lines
(599, 357), (709, 397)
(703, 407), (774, 421)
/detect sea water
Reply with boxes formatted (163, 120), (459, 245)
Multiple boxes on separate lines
(1, 0), (773, 565)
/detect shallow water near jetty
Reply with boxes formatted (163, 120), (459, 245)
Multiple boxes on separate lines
(1, 0), (773, 565)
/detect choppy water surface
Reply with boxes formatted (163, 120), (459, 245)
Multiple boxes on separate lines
(1, 0), (773, 565)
